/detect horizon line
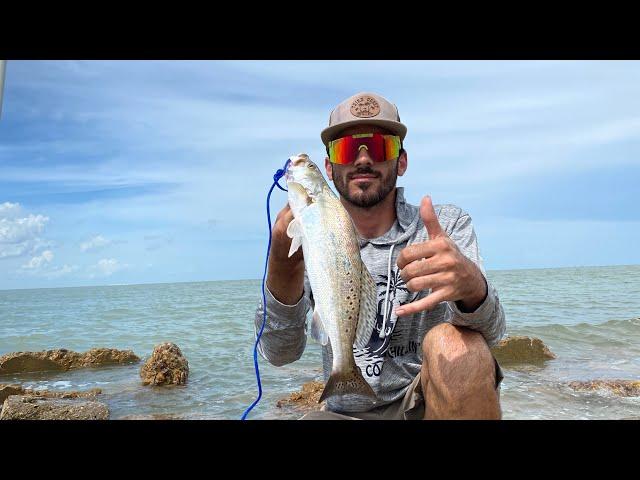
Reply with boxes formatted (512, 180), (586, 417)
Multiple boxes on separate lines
(1, 262), (638, 292)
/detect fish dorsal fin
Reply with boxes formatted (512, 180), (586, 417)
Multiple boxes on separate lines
(354, 263), (378, 349)
(286, 218), (303, 258)
(310, 309), (329, 346)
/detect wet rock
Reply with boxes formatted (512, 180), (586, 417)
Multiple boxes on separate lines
(140, 342), (189, 386)
(117, 413), (186, 420)
(490, 336), (556, 365)
(276, 381), (325, 414)
(0, 395), (109, 420)
(0, 348), (140, 375)
(0, 383), (102, 403)
(78, 348), (140, 367)
(0, 384), (24, 404)
(568, 380), (640, 397)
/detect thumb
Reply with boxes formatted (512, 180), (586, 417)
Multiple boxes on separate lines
(421, 196), (444, 239)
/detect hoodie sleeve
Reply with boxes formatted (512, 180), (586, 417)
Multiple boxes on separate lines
(443, 212), (506, 347)
(254, 270), (313, 367)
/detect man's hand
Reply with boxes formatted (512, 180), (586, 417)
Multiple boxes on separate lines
(266, 204), (305, 305)
(395, 196), (487, 316)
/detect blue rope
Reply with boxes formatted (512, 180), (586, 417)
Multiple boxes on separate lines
(241, 159), (290, 420)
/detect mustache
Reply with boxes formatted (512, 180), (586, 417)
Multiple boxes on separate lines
(347, 167), (381, 180)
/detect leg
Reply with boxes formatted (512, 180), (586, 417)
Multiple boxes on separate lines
(421, 323), (501, 419)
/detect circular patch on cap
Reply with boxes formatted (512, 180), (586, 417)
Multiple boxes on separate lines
(350, 96), (381, 118)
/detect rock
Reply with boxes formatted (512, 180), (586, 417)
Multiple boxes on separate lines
(140, 343), (189, 386)
(116, 413), (186, 420)
(276, 381), (325, 414)
(0, 384), (24, 404)
(568, 380), (640, 397)
(0, 395), (109, 420)
(0, 348), (140, 375)
(0, 384), (102, 403)
(78, 348), (140, 367)
(490, 336), (556, 365)
(0, 354), (66, 374)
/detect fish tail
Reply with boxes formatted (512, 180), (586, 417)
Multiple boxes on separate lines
(318, 365), (377, 403)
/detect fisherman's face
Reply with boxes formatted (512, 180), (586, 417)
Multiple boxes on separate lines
(325, 125), (408, 208)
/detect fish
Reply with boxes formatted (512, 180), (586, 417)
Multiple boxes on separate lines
(285, 153), (378, 403)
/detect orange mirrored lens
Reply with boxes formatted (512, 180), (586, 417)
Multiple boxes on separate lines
(328, 134), (400, 164)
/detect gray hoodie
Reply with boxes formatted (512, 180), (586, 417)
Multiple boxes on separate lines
(254, 187), (506, 414)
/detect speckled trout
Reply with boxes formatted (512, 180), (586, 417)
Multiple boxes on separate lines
(285, 154), (377, 402)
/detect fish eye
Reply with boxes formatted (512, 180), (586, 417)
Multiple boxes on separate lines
(308, 164), (315, 169)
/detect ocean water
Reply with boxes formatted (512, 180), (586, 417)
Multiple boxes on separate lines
(1, 264), (639, 420)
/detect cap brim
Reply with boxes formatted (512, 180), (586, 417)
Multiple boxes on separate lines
(321, 119), (407, 147)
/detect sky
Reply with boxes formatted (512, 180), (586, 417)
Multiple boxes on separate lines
(1, 60), (639, 290)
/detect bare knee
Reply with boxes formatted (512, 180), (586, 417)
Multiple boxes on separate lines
(421, 323), (500, 419)
(422, 323), (495, 388)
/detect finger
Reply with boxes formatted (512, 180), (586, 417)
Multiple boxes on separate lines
(275, 203), (292, 222)
(404, 272), (452, 293)
(396, 242), (440, 270)
(421, 196), (445, 240)
(395, 288), (451, 317)
(399, 257), (445, 283)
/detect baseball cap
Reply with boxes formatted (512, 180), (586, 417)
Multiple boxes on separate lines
(320, 92), (407, 147)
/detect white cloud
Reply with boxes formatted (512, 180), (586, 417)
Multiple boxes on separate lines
(80, 234), (112, 252)
(22, 250), (54, 269)
(89, 258), (128, 277)
(0, 202), (22, 218)
(0, 202), (50, 259)
(18, 250), (78, 279)
(43, 264), (79, 278)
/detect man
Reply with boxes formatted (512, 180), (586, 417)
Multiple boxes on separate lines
(255, 92), (506, 419)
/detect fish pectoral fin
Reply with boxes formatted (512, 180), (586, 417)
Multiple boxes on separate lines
(310, 309), (329, 346)
(288, 235), (302, 258)
(354, 264), (378, 349)
(286, 218), (303, 258)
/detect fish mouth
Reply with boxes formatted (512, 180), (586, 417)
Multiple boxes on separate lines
(290, 154), (310, 167)
(285, 153), (310, 183)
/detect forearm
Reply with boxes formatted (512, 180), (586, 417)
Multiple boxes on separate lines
(255, 268), (311, 367)
(266, 255), (305, 305)
(446, 212), (506, 346)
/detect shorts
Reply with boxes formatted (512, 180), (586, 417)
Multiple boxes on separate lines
(299, 357), (504, 420)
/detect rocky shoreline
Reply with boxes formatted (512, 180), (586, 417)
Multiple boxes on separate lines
(0, 343), (188, 420)
(274, 336), (638, 415)
(1, 336), (637, 419)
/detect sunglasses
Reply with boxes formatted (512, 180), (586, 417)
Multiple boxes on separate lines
(327, 133), (401, 165)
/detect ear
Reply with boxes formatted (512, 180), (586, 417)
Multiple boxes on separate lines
(325, 156), (333, 181)
(397, 150), (408, 177)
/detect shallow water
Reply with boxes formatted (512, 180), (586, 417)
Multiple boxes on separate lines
(1, 265), (639, 420)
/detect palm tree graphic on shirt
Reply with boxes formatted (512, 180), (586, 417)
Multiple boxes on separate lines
(365, 266), (417, 355)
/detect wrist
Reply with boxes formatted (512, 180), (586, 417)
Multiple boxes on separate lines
(457, 274), (487, 313)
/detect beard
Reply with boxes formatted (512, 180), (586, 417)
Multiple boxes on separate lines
(333, 161), (398, 208)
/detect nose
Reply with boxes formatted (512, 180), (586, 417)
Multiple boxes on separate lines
(352, 146), (374, 168)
